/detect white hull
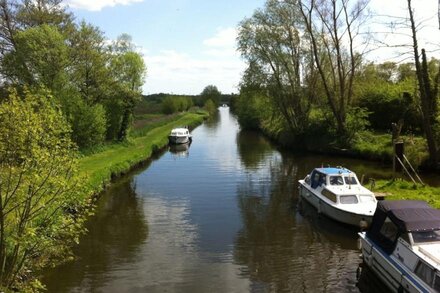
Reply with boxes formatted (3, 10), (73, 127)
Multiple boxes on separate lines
(359, 234), (432, 293)
(299, 184), (373, 227)
(168, 135), (190, 144)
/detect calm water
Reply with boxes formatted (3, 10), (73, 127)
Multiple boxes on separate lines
(42, 107), (392, 292)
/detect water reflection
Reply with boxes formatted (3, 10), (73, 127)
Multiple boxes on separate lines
(233, 149), (362, 292)
(43, 176), (148, 292)
(41, 107), (392, 292)
(168, 142), (190, 158)
(236, 130), (273, 169)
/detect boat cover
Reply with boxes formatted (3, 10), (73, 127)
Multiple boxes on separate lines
(367, 200), (440, 253)
(316, 167), (352, 175)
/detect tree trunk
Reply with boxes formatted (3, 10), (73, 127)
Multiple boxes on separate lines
(408, 0), (438, 166)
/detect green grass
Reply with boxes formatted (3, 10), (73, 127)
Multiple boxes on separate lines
(78, 112), (207, 195)
(371, 179), (440, 208)
(352, 130), (428, 167)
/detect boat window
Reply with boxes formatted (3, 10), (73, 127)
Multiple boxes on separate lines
(434, 273), (440, 291)
(330, 176), (344, 185)
(359, 194), (376, 203)
(379, 217), (398, 243)
(305, 175), (311, 185)
(415, 260), (434, 287)
(344, 176), (358, 185)
(412, 230), (440, 244)
(321, 189), (337, 203)
(339, 195), (358, 204)
(311, 172), (326, 189)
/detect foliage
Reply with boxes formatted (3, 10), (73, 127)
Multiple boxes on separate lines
(0, 89), (85, 291)
(203, 99), (217, 115)
(108, 36), (146, 141)
(1, 24), (68, 92)
(70, 100), (107, 149)
(238, 0), (311, 135)
(161, 96), (193, 114)
(198, 85), (221, 107)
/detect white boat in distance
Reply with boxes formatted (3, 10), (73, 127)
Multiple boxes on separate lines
(359, 200), (440, 293)
(168, 127), (192, 144)
(298, 167), (377, 228)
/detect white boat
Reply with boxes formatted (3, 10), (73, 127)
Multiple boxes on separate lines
(298, 167), (377, 228)
(168, 127), (192, 144)
(359, 200), (440, 293)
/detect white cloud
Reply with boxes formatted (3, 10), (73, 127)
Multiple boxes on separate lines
(143, 27), (244, 95)
(203, 27), (237, 49)
(66, 0), (143, 11)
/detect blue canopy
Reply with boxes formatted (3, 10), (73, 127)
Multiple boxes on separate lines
(316, 167), (352, 175)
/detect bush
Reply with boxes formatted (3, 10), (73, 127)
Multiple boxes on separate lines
(71, 101), (107, 149)
(0, 89), (85, 291)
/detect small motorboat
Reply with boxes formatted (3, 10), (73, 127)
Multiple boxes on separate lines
(168, 127), (192, 144)
(359, 200), (440, 292)
(298, 167), (377, 228)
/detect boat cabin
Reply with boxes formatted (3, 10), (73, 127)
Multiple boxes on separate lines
(306, 167), (358, 188)
(367, 200), (440, 253)
(304, 167), (375, 205)
(170, 128), (189, 137)
(366, 200), (440, 290)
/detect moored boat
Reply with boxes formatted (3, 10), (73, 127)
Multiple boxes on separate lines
(359, 200), (440, 293)
(298, 167), (377, 228)
(168, 127), (191, 144)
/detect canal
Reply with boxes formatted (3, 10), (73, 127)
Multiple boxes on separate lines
(42, 107), (391, 292)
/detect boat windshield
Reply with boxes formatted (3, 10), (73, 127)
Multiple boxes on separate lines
(329, 176), (344, 186)
(412, 230), (440, 244)
(339, 195), (358, 204)
(344, 176), (358, 185)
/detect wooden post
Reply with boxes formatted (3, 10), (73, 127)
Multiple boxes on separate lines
(394, 141), (404, 176)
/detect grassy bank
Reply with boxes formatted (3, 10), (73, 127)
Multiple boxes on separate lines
(371, 179), (440, 208)
(78, 111), (207, 197)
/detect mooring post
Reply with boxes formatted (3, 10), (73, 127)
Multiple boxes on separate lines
(393, 141), (404, 178)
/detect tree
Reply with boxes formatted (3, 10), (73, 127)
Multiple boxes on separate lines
(238, 0), (312, 135)
(1, 24), (68, 92)
(407, 0), (440, 167)
(299, 0), (370, 142)
(109, 34), (146, 141)
(68, 21), (110, 106)
(199, 85), (221, 107)
(0, 89), (84, 291)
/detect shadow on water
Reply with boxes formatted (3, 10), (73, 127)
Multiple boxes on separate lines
(42, 167), (151, 292)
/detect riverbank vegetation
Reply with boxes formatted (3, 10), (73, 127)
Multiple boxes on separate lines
(233, 0), (439, 170)
(0, 1), (213, 290)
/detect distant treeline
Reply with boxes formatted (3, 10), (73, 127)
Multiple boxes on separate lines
(135, 88), (236, 116)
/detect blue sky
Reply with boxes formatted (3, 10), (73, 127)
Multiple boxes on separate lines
(65, 0), (439, 95)
(66, 0), (266, 95)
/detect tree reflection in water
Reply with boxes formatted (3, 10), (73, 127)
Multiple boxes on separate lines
(234, 150), (364, 292)
(42, 175), (149, 292)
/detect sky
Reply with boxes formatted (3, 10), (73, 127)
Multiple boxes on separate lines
(64, 0), (440, 95)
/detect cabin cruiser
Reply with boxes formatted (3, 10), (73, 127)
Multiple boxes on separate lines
(359, 200), (440, 293)
(298, 167), (377, 227)
(168, 127), (192, 144)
